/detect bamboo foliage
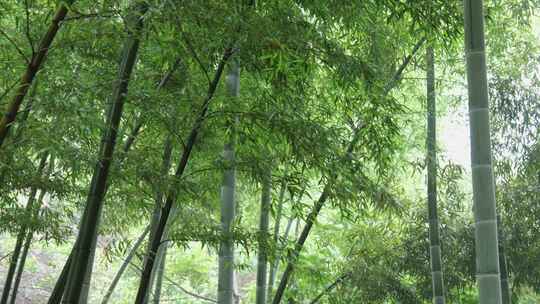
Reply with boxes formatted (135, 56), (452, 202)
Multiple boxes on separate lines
(1, 1), (537, 303)
(463, 0), (503, 303)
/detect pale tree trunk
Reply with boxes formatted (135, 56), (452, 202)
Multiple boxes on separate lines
(233, 271), (241, 304)
(1, 153), (48, 304)
(218, 60), (240, 304)
(61, 4), (147, 303)
(426, 46), (446, 304)
(100, 225), (151, 304)
(151, 214), (174, 304)
(266, 178), (287, 300)
(152, 243), (167, 304)
(256, 171), (271, 304)
(463, 0), (502, 303)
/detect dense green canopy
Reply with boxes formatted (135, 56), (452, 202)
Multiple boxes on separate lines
(0, 0), (539, 303)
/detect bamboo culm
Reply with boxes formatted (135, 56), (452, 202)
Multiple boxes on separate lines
(142, 135), (175, 303)
(56, 59), (181, 304)
(100, 225), (151, 304)
(0, 153), (48, 304)
(426, 46), (446, 304)
(497, 214), (511, 304)
(256, 171), (272, 304)
(270, 39), (424, 304)
(134, 48), (233, 303)
(463, 0), (503, 303)
(61, 4), (147, 303)
(217, 60), (240, 304)
(79, 58), (182, 304)
(308, 273), (349, 304)
(266, 178), (287, 300)
(9, 184), (49, 304)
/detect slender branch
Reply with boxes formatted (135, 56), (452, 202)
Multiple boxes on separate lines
(179, 26), (210, 84)
(24, 0), (35, 54)
(0, 79), (21, 103)
(0, 28), (29, 64)
(0, 251), (13, 263)
(64, 11), (120, 21)
(130, 256), (217, 303)
(383, 37), (426, 95)
(308, 273), (350, 304)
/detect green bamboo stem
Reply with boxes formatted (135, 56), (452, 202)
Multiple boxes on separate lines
(0, 153), (48, 304)
(217, 60), (240, 304)
(426, 46), (446, 304)
(61, 4), (147, 303)
(256, 171), (272, 304)
(463, 1), (502, 303)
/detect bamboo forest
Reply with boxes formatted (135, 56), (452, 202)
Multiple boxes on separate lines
(2, 0), (540, 303)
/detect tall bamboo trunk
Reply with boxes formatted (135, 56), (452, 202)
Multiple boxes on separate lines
(152, 243), (168, 304)
(99, 225), (150, 304)
(48, 115), (146, 304)
(78, 238), (96, 303)
(152, 220), (172, 304)
(134, 48), (232, 303)
(271, 39), (424, 304)
(141, 136), (174, 303)
(267, 178), (287, 300)
(0, 5), (70, 148)
(8, 232), (32, 304)
(78, 58), (181, 304)
(9, 183), (49, 304)
(217, 60), (240, 304)
(61, 4), (147, 303)
(426, 46), (446, 304)
(47, 252), (72, 304)
(271, 187), (329, 304)
(0, 153), (48, 304)
(497, 214), (511, 304)
(463, 1), (502, 303)
(256, 171), (271, 304)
